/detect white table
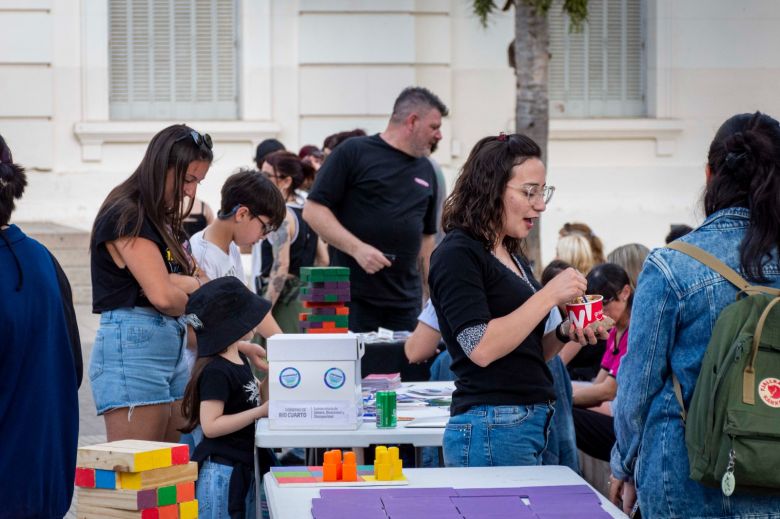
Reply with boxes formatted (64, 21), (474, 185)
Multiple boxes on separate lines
(255, 382), (453, 450)
(263, 465), (629, 519)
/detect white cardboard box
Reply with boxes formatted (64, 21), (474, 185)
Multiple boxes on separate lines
(267, 333), (364, 430)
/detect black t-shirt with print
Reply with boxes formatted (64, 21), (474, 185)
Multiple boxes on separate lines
(193, 353), (259, 466)
(306, 134), (438, 308)
(91, 204), (188, 313)
(429, 228), (555, 416)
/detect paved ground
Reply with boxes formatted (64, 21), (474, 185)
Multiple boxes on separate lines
(65, 305), (105, 518)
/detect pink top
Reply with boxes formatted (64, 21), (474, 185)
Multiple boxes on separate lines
(600, 326), (629, 378)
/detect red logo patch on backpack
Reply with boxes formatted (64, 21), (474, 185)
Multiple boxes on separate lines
(758, 378), (780, 408)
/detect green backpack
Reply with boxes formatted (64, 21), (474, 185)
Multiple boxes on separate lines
(668, 242), (780, 496)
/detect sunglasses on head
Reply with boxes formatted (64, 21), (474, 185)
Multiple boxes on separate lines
(176, 129), (213, 151)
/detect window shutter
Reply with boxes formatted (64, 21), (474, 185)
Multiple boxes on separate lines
(109, 0), (237, 120)
(549, 0), (644, 118)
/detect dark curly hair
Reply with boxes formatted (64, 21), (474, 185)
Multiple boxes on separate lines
(0, 134), (27, 228)
(441, 133), (542, 256)
(705, 112), (780, 282)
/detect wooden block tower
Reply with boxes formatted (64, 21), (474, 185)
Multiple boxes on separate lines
(298, 266), (350, 333)
(75, 440), (199, 518)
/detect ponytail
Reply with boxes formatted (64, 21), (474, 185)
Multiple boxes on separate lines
(705, 112), (780, 282)
(0, 135), (28, 227)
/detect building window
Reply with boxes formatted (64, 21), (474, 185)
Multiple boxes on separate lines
(549, 0), (644, 118)
(108, 0), (238, 120)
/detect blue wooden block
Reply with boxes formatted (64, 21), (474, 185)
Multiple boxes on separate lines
(95, 468), (117, 489)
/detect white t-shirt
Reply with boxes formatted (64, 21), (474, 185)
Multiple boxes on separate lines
(418, 298), (562, 334)
(189, 230), (245, 284)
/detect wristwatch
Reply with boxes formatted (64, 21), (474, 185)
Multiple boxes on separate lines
(555, 320), (571, 343)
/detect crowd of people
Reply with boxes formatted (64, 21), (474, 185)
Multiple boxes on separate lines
(3, 85), (780, 519)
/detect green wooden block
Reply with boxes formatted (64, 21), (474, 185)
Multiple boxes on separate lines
(304, 315), (349, 326)
(301, 267), (350, 282)
(272, 471), (315, 478)
(157, 484), (177, 506)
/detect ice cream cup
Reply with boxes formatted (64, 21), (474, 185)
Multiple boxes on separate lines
(565, 295), (604, 330)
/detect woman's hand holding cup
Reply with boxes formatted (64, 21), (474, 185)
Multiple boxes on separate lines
(543, 267), (588, 307)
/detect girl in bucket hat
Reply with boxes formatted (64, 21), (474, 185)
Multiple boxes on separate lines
(180, 276), (274, 519)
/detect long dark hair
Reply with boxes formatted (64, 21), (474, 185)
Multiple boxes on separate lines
(587, 263), (634, 313)
(705, 112), (780, 282)
(442, 133), (542, 255)
(179, 355), (219, 433)
(91, 124), (213, 273)
(0, 134), (27, 227)
(265, 151), (314, 201)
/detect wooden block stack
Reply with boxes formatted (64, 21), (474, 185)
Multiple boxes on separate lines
(298, 267), (350, 333)
(75, 440), (198, 518)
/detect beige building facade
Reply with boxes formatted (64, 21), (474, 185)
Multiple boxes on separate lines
(3, 0), (780, 264)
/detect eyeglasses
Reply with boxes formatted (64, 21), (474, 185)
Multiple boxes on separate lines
(176, 129), (213, 151)
(255, 215), (276, 235)
(506, 183), (555, 205)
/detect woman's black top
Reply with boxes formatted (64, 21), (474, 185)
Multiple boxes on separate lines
(429, 229), (555, 416)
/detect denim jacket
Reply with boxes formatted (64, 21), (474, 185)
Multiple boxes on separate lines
(611, 207), (780, 519)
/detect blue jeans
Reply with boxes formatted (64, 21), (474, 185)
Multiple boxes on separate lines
(196, 460), (257, 519)
(443, 403), (554, 467)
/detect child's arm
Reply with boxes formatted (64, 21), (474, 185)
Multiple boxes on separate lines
(199, 399), (268, 439)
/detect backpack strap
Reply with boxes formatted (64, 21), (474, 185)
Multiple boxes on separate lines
(667, 242), (780, 297)
(743, 296), (780, 404)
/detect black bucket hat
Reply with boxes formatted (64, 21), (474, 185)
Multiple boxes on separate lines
(184, 277), (271, 357)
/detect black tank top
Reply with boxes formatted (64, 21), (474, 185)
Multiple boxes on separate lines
(182, 200), (208, 238)
(261, 205), (318, 278)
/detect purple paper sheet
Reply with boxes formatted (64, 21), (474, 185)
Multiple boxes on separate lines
(451, 496), (532, 515)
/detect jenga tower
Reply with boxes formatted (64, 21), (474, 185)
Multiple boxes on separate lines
(298, 267), (350, 333)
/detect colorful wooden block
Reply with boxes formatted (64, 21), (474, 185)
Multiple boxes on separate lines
(176, 481), (195, 503)
(305, 327), (349, 334)
(157, 484), (177, 506)
(77, 503), (158, 518)
(119, 461), (198, 490)
(300, 266), (350, 282)
(179, 500), (199, 519)
(78, 487), (158, 511)
(75, 467), (96, 488)
(302, 301), (346, 308)
(77, 440), (186, 472)
(170, 444), (189, 465)
(95, 469), (119, 489)
(157, 503), (178, 519)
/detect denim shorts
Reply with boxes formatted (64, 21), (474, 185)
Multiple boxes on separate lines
(443, 403), (555, 467)
(196, 460), (257, 519)
(89, 307), (188, 415)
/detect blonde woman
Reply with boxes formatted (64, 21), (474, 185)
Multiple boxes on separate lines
(607, 243), (650, 289)
(556, 233), (596, 275)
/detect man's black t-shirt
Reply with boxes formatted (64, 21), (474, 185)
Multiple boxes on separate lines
(192, 353), (259, 466)
(307, 135), (437, 308)
(91, 204), (187, 313)
(429, 229), (555, 416)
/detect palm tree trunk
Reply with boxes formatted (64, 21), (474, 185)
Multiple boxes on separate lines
(514, 1), (550, 275)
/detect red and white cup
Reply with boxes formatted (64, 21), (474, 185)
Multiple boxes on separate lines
(565, 295), (604, 330)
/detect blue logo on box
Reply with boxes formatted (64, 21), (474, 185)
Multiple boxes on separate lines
(279, 367), (301, 389)
(323, 368), (346, 389)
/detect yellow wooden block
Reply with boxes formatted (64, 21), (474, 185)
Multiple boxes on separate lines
(119, 461), (198, 490)
(77, 440), (182, 472)
(133, 447), (172, 472)
(179, 499), (199, 519)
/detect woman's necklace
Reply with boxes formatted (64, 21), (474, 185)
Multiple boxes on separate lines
(492, 247), (536, 293)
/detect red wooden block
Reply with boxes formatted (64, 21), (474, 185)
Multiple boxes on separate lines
(170, 445), (189, 465)
(176, 481), (195, 502)
(74, 467), (95, 488)
(141, 508), (159, 519)
(158, 504), (178, 519)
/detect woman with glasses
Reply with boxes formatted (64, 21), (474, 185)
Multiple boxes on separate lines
(89, 124), (214, 442)
(252, 151), (329, 333)
(429, 133), (607, 467)
(571, 263), (633, 462)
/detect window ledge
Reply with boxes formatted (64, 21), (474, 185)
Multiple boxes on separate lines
(73, 120), (281, 162)
(550, 118), (684, 156)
